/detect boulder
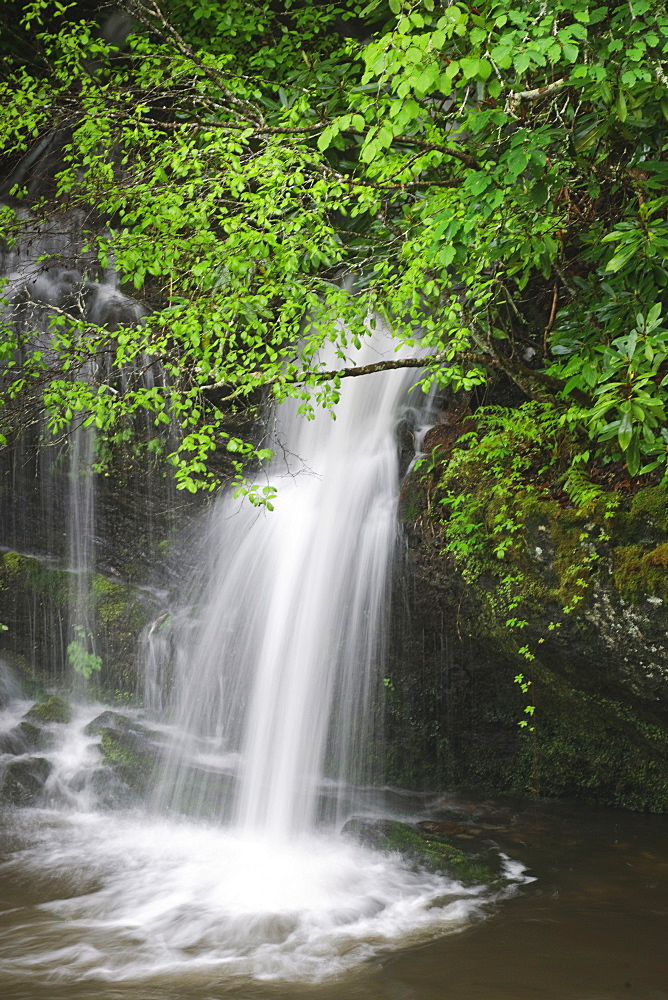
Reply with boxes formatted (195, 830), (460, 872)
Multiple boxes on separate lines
(24, 695), (71, 725)
(388, 466), (668, 813)
(84, 711), (164, 741)
(0, 721), (54, 755)
(0, 756), (52, 806)
(97, 726), (162, 795)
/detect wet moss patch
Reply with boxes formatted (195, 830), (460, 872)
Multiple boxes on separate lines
(24, 695), (72, 725)
(99, 727), (161, 795)
(342, 818), (498, 885)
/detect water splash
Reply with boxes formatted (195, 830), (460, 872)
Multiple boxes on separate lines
(0, 809), (498, 986)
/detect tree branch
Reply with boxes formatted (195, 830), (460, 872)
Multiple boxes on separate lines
(509, 79), (566, 102)
(201, 352), (495, 401)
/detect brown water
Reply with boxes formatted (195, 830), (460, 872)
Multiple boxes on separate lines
(1, 796), (666, 1000)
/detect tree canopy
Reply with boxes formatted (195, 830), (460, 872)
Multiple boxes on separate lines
(1, 0), (668, 494)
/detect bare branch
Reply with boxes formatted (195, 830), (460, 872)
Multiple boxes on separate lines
(509, 79), (567, 102)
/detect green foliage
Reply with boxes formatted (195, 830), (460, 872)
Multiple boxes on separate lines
(0, 0), (667, 488)
(67, 626), (102, 679)
(437, 402), (568, 579)
(434, 401), (623, 726)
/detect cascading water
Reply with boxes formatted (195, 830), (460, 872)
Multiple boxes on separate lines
(0, 310), (531, 990)
(154, 324), (425, 837)
(66, 421), (98, 685)
(0, 204), (160, 686)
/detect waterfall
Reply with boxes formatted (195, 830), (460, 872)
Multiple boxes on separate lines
(0, 205), (155, 685)
(66, 422), (98, 683)
(0, 311), (532, 987)
(153, 324), (428, 836)
(0, 126), (532, 990)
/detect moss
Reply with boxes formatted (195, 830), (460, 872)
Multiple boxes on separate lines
(92, 575), (144, 628)
(628, 485), (668, 534)
(524, 668), (668, 812)
(99, 727), (160, 794)
(343, 818), (498, 885)
(613, 543), (668, 601)
(24, 695), (72, 724)
(17, 721), (55, 750)
(395, 440), (668, 813)
(0, 551), (68, 605)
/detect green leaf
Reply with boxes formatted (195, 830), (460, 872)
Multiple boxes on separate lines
(476, 58), (492, 81)
(529, 181), (548, 206)
(625, 434), (641, 476)
(615, 90), (628, 123)
(460, 58), (480, 80)
(438, 245), (457, 266)
(605, 247), (638, 272)
(618, 411), (633, 452)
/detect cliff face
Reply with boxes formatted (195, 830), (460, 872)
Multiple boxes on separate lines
(386, 453), (668, 813)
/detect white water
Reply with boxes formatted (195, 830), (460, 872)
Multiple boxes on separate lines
(0, 689), (531, 988)
(154, 324), (431, 838)
(0, 810), (490, 985)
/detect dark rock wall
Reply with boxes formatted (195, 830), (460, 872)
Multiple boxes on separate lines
(385, 467), (668, 813)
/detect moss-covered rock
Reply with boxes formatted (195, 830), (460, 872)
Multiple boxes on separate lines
(0, 547), (156, 694)
(389, 447), (668, 812)
(24, 695), (72, 725)
(17, 720), (55, 750)
(0, 756), (52, 805)
(98, 726), (162, 795)
(84, 711), (162, 740)
(0, 727), (28, 755)
(342, 817), (498, 885)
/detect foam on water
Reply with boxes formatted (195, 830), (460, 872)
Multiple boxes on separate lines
(0, 809), (512, 986)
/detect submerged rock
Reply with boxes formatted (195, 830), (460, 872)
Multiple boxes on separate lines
(341, 817), (499, 886)
(0, 756), (52, 805)
(24, 695), (71, 725)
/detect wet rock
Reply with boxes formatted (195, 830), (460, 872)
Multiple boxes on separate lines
(17, 720), (55, 750)
(418, 820), (474, 837)
(341, 817), (499, 885)
(0, 756), (52, 805)
(390, 466), (668, 813)
(98, 726), (162, 795)
(24, 695), (71, 725)
(0, 728), (27, 755)
(90, 763), (141, 808)
(0, 721), (54, 755)
(84, 711), (164, 741)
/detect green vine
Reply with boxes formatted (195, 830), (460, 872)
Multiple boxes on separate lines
(433, 400), (620, 729)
